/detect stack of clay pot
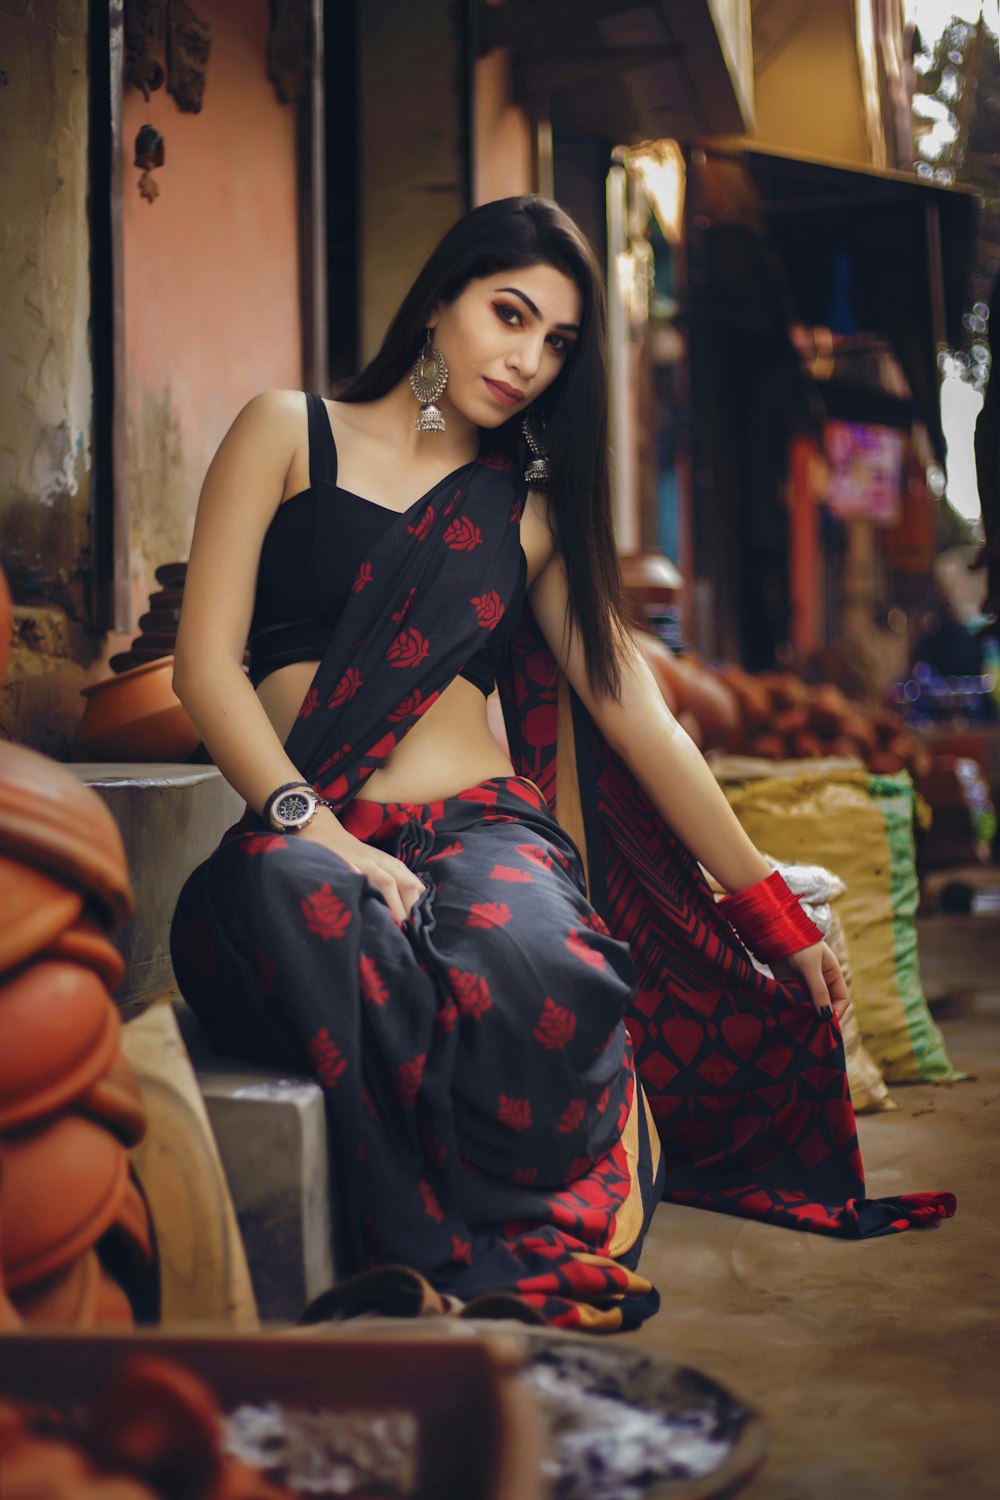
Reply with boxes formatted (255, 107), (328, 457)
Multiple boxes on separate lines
(0, 579), (155, 1326)
(73, 560), (202, 762)
(109, 561), (187, 675)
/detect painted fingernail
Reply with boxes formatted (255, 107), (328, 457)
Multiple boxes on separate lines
(821, 1005), (833, 1020)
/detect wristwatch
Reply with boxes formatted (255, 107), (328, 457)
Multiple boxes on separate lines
(264, 781), (331, 833)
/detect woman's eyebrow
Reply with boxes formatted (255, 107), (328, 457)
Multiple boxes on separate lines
(495, 287), (580, 334)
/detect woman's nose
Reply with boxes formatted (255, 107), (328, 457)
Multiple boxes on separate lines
(510, 334), (544, 381)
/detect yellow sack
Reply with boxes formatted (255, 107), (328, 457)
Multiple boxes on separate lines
(723, 770), (962, 1084)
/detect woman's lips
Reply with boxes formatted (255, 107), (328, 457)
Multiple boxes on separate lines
(484, 378), (525, 408)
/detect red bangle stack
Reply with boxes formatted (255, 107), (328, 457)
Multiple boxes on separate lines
(717, 870), (824, 964)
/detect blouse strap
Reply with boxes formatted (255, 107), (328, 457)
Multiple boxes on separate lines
(304, 391), (338, 488)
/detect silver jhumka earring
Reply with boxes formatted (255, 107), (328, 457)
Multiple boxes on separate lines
(521, 410), (551, 486)
(409, 331), (448, 432)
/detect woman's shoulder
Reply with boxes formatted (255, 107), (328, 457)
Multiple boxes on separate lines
(232, 388), (308, 434)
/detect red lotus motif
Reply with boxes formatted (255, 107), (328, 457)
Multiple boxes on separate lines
(516, 843), (553, 870)
(450, 1236), (473, 1265)
(297, 687), (320, 718)
(566, 929), (606, 969)
(478, 451), (515, 470)
(389, 688), (435, 723)
(242, 834), (284, 856)
(328, 666), (363, 708)
(448, 967), (492, 1020)
(352, 562), (373, 593)
(307, 1027), (347, 1088)
(533, 997), (577, 1051)
(419, 1179), (445, 1222)
(387, 627), (430, 668)
(582, 911), (610, 936)
(497, 1095), (532, 1132)
(406, 505), (435, 541)
(558, 1098), (586, 1134)
(435, 995), (459, 1035)
(394, 1053), (426, 1108)
(489, 864), (533, 883)
(390, 587), (419, 626)
(301, 884), (352, 940)
(471, 591), (504, 629)
(443, 516), (483, 551)
(426, 840), (463, 862)
(467, 901), (512, 929)
(566, 1154), (593, 1180)
(359, 954), (388, 1006)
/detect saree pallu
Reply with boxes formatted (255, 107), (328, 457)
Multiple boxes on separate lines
(172, 444), (953, 1336)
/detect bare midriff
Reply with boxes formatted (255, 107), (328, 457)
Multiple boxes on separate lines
(256, 665), (515, 805)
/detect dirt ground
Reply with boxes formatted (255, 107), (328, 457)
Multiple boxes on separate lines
(632, 900), (1000, 1499)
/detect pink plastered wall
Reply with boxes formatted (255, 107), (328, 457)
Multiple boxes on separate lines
(121, 0), (302, 610)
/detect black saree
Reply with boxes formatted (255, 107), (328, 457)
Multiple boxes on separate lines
(172, 449), (664, 1332)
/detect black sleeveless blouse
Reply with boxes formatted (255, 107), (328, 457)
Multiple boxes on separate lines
(247, 393), (526, 693)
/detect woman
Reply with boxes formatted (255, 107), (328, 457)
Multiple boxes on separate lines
(171, 197), (953, 1333)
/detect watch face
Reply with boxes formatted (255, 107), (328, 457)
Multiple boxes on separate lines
(274, 790), (314, 827)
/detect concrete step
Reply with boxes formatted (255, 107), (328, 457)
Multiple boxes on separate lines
(175, 999), (335, 1323)
(67, 763), (243, 1015)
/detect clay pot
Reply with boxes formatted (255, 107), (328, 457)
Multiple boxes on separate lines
(0, 960), (120, 1132)
(155, 562), (187, 588)
(0, 1161), (24, 1331)
(791, 730), (825, 759)
(634, 632), (682, 715)
(0, 565), (11, 689)
(40, 915), (126, 993)
(0, 855), (83, 976)
(138, 609), (181, 633)
(89, 1355), (222, 1500)
(716, 665), (771, 731)
(1, 1114), (129, 1292)
(77, 1052), (147, 1147)
(676, 661), (740, 749)
(146, 589), (185, 613)
(74, 658), (201, 764)
(92, 1264), (135, 1327)
(808, 683), (851, 734)
(746, 731), (785, 760)
(12, 1248), (100, 1328)
(101, 1173), (154, 1272)
(0, 741), (132, 930)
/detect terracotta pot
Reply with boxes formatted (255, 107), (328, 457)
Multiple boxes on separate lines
(40, 915), (126, 993)
(0, 1436), (98, 1496)
(0, 1399), (29, 1455)
(155, 561), (188, 588)
(0, 961), (120, 1132)
(74, 657), (201, 764)
(1, 1114), (129, 1292)
(138, 609), (181, 633)
(0, 855), (83, 976)
(209, 1457), (295, 1500)
(0, 742), (132, 930)
(101, 1173), (154, 1272)
(715, 665), (771, 731)
(0, 564), (11, 689)
(0, 1159), (24, 1331)
(675, 661), (740, 749)
(11, 1248), (100, 1328)
(93, 1264), (135, 1327)
(89, 1355), (222, 1499)
(76, 1051), (147, 1146)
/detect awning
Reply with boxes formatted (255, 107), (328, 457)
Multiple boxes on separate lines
(483, 1), (755, 142)
(717, 143), (977, 458)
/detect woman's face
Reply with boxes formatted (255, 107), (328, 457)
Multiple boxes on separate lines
(427, 262), (582, 429)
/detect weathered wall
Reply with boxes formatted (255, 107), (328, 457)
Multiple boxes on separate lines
(122, 0), (302, 622)
(750, 0), (872, 166)
(0, 1), (101, 752)
(473, 48), (533, 207)
(359, 0), (466, 363)
(0, 0), (303, 754)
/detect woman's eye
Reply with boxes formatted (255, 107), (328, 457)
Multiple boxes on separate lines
(493, 302), (522, 326)
(548, 335), (570, 357)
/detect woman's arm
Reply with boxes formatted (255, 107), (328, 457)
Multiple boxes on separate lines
(172, 390), (423, 923)
(528, 551), (850, 1016)
(528, 551), (771, 894)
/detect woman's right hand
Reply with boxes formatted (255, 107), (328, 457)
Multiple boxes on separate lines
(293, 807), (425, 924)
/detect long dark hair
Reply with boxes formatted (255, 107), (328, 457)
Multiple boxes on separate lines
(338, 195), (628, 698)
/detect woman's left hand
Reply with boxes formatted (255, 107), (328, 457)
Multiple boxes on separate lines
(771, 941), (851, 1021)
